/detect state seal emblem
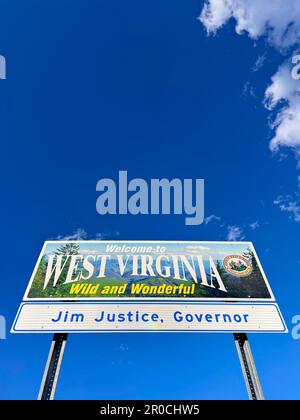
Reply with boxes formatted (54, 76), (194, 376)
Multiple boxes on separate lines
(223, 255), (252, 277)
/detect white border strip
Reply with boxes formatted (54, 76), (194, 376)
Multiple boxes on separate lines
(11, 302), (287, 334)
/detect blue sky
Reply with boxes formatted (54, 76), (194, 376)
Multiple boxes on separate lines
(0, 0), (300, 399)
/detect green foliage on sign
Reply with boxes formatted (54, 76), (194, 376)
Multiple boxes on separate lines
(26, 242), (272, 300)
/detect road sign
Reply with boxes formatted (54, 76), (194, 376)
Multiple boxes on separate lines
(23, 241), (275, 301)
(11, 302), (287, 333)
(12, 240), (288, 401)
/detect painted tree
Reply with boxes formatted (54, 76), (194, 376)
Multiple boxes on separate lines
(242, 248), (258, 272)
(55, 243), (80, 255)
(241, 248), (270, 298)
(51, 243), (81, 291)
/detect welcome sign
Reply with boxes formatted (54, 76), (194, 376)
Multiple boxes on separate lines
(12, 241), (287, 334)
(23, 241), (274, 301)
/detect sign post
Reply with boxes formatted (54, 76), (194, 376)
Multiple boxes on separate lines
(11, 240), (287, 400)
(234, 333), (264, 400)
(37, 333), (68, 400)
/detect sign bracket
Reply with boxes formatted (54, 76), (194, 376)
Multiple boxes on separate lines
(37, 333), (68, 400)
(234, 333), (264, 400)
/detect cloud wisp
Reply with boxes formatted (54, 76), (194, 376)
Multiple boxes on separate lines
(51, 229), (118, 241)
(204, 214), (221, 225)
(252, 54), (266, 72)
(53, 228), (88, 241)
(274, 195), (300, 222)
(226, 225), (245, 241)
(204, 214), (263, 239)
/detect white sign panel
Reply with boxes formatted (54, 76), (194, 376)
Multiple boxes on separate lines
(11, 302), (287, 333)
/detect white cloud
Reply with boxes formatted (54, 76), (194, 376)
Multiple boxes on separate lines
(252, 54), (266, 72)
(186, 245), (211, 254)
(204, 214), (221, 224)
(95, 232), (106, 240)
(199, 0), (232, 34)
(76, 249), (103, 255)
(242, 81), (256, 98)
(119, 344), (129, 352)
(274, 195), (300, 221)
(264, 62), (300, 154)
(199, 1), (300, 222)
(249, 221), (260, 230)
(96, 231), (120, 239)
(199, 0), (300, 50)
(227, 225), (245, 241)
(52, 229), (112, 241)
(204, 213), (261, 237)
(53, 228), (88, 241)
(199, 1), (300, 158)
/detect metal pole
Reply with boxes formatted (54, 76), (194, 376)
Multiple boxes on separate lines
(37, 333), (68, 400)
(233, 333), (264, 400)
